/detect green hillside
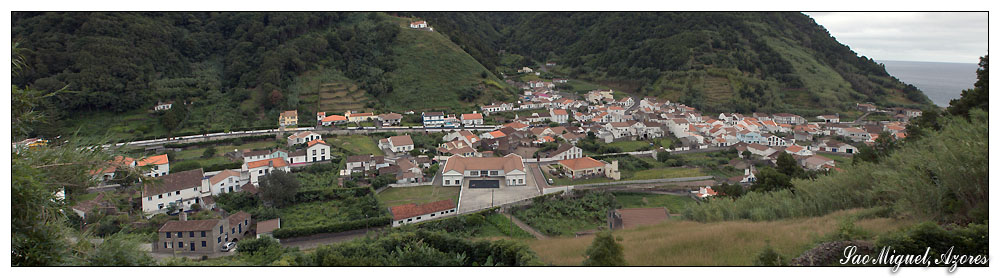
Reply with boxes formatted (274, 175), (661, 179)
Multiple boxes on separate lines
(416, 12), (936, 115)
(382, 16), (510, 112)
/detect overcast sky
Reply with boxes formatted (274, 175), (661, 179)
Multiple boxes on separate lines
(804, 12), (988, 64)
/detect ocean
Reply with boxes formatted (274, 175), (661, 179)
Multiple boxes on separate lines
(878, 60), (979, 108)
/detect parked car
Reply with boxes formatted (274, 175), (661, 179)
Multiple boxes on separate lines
(221, 242), (237, 252)
(547, 178), (554, 185)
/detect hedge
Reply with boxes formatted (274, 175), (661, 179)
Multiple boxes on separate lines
(204, 162), (243, 172)
(272, 216), (392, 239)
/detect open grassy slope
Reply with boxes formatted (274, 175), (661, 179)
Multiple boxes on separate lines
(525, 209), (917, 266)
(382, 17), (510, 112)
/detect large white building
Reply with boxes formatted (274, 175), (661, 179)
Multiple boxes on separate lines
(441, 154), (527, 187)
(207, 170), (242, 195)
(242, 158), (290, 185)
(287, 131), (322, 146)
(305, 139), (331, 162)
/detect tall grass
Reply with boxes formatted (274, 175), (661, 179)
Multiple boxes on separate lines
(684, 110), (988, 222)
(526, 209), (916, 266)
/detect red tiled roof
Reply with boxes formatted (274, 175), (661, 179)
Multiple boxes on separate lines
(159, 219), (222, 232)
(390, 200), (456, 221)
(559, 157), (606, 171)
(462, 113), (483, 120)
(246, 158), (289, 169)
(307, 139), (329, 147)
(138, 154), (169, 166)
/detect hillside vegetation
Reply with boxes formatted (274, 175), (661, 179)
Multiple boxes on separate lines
(415, 12), (934, 115)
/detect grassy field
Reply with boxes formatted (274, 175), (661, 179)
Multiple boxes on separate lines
(376, 185), (461, 208)
(172, 140), (277, 161)
(606, 140), (653, 152)
(474, 213), (535, 239)
(626, 167), (705, 180)
(525, 209), (919, 266)
(383, 17), (508, 113)
(278, 200), (350, 228)
(613, 193), (696, 214)
(326, 135), (383, 156)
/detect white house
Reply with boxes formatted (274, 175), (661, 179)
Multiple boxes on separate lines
(141, 169), (208, 215)
(305, 139), (331, 162)
(287, 131), (322, 146)
(154, 101), (173, 111)
(207, 170), (242, 195)
(550, 109), (569, 123)
(390, 200), (457, 227)
(409, 20), (427, 28)
(441, 154), (527, 187)
(242, 158), (290, 185)
(461, 113), (484, 126)
(544, 144), (583, 160)
(378, 135), (415, 153)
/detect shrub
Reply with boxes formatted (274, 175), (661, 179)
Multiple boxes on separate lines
(271, 216), (391, 239)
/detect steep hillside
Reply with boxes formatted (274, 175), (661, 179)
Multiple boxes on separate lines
(418, 12), (934, 115)
(382, 16), (510, 112)
(12, 12), (513, 139)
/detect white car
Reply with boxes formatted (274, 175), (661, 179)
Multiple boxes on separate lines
(221, 242), (237, 252)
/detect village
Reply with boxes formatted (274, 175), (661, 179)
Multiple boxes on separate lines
(19, 19), (929, 258)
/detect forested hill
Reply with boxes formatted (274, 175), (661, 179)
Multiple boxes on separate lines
(413, 12), (935, 115)
(12, 12), (505, 138)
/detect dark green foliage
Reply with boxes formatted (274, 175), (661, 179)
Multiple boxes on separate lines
(258, 170), (301, 208)
(775, 152), (804, 178)
(370, 174), (395, 190)
(303, 229), (543, 266)
(714, 182), (745, 199)
(169, 160), (202, 173)
(753, 242), (786, 266)
(510, 191), (618, 236)
(236, 236), (281, 256)
(582, 231), (626, 266)
(656, 150), (671, 163)
(214, 191), (261, 213)
(201, 146), (217, 158)
(82, 233), (156, 266)
(271, 217), (391, 239)
(750, 167), (793, 193)
(414, 209), (534, 239)
(872, 222), (988, 268)
(162, 135), (273, 149)
(576, 137), (622, 154)
(947, 55), (988, 118)
(852, 131), (899, 165)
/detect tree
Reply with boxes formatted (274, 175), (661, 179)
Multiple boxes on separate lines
(715, 182), (745, 199)
(582, 231), (626, 266)
(370, 174), (395, 190)
(753, 241), (786, 266)
(82, 233), (155, 266)
(775, 152), (803, 178)
(750, 167), (793, 193)
(741, 150), (752, 159)
(202, 147), (217, 158)
(258, 170), (301, 208)
(947, 55), (988, 118)
(656, 150), (671, 163)
(269, 89), (285, 108)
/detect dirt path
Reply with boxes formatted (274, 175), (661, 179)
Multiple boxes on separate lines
(502, 212), (547, 240)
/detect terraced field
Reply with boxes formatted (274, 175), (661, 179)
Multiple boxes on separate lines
(318, 82), (370, 114)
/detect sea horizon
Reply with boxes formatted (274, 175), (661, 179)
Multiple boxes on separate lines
(877, 59), (979, 108)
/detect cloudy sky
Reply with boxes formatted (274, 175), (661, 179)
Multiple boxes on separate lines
(805, 12), (988, 64)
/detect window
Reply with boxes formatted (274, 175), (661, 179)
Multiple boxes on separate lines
(158, 204), (164, 209)
(490, 171), (499, 176)
(189, 231), (194, 237)
(164, 242), (169, 249)
(457, 180), (462, 185)
(258, 170), (263, 174)
(518, 179), (523, 184)
(312, 150), (317, 155)
(217, 237), (221, 243)
(445, 180), (450, 185)
(178, 242), (184, 248)
(407, 219), (412, 222)
(166, 192), (171, 197)
(219, 226), (223, 233)
(431, 213), (435, 217)
(202, 241), (206, 247)
(175, 191), (180, 195)
(245, 220), (248, 225)
(398, 221), (403, 224)
(469, 171), (478, 176)
(232, 228), (235, 233)
(147, 197), (152, 201)
(193, 188), (197, 192)
(321, 149), (326, 154)
(166, 232), (171, 238)
(416, 216), (421, 220)
(201, 231), (206, 237)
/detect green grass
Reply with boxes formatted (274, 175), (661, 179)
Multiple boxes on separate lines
(172, 140), (277, 161)
(278, 200), (350, 228)
(627, 167), (705, 180)
(383, 17), (508, 112)
(326, 135), (383, 156)
(540, 168), (613, 186)
(376, 185), (461, 208)
(474, 213), (535, 239)
(606, 141), (653, 152)
(613, 192), (696, 214)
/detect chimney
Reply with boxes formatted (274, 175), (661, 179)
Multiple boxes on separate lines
(179, 211), (188, 222)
